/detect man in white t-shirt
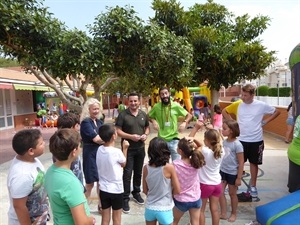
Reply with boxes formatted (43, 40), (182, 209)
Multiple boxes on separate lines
(222, 84), (280, 198)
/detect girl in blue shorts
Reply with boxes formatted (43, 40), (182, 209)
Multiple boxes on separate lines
(173, 137), (205, 225)
(142, 137), (181, 225)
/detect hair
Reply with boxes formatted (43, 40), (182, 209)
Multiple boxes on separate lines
(98, 123), (115, 142)
(128, 92), (140, 99)
(159, 86), (169, 94)
(12, 129), (42, 155)
(57, 112), (80, 129)
(213, 104), (221, 114)
(287, 102), (292, 112)
(223, 119), (240, 138)
(49, 128), (81, 161)
(204, 129), (222, 159)
(80, 98), (102, 122)
(148, 137), (171, 167)
(178, 138), (206, 169)
(242, 84), (255, 95)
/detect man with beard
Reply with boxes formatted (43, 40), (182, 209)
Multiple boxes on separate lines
(148, 87), (193, 160)
(115, 93), (150, 213)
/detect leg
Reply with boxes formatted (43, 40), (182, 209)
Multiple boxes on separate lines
(227, 184), (238, 222)
(249, 163), (258, 187)
(132, 147), (145, 196)
(123, 149), (134, 211)
(167, 139), (180, 161)
(219, 181), (227, 219)
(189, 207), (201, 225)
(209, 195), (220, 225)
(146, 221), (157, 225)
(101, 207), (111, 225)
(112, 209), (122, 225)
(200, 198), (207, 225)
(173, 207), (184, 225)
(285, 124), (293, 142)
(85, 182), (94, 200)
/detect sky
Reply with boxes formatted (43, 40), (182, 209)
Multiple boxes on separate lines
(43, 0), (300, 63)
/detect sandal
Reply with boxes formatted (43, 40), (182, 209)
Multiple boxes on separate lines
(98, 205), (102, 214)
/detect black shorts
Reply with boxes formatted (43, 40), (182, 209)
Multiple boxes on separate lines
(240, 141), (264, 165)
(100, 190), (123, 210)
(220, 171), (237, 185)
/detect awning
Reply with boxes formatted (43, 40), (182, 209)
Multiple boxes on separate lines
(0, 83), (13, 89)
(13, 84), (50, 91)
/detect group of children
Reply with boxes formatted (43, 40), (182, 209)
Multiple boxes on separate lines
(7, 105), (244, 225)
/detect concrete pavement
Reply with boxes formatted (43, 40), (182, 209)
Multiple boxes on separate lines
(0, 117), (291, 225)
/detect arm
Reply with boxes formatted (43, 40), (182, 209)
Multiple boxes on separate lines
(169, 164), (181, 195)
(142, 165), (149, 195)
(148, 116), (160, 131)
(235, 152), (244, 187)
(140, 126), (150, 142)
(92, 135), (104, 145)
(13, 197), (32, 225)
(222, 107), (233, 120)
(71, 203), (95, 225)
(262, 108), (280, 125)
(116, 127), (141, 142)
(188, 120), (205, 137)
(178, 112), (193, 132)
(120, 140), (129, 167)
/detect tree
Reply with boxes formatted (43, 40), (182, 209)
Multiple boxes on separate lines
(151, 0), (276, 91)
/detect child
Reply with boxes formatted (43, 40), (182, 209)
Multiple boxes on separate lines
(142, 137), (181, 225)
(189, 121), (224, 225)
(219, 120), (244, 222)
(45, 129), (95, 225)
(7, 129), (49, 225)
(112, 104), (119, 121)
(56, 112), (84, 188)
(213, 104), (223, 137)
(173, 137), (206, 225)
(96, 123), (129, 225)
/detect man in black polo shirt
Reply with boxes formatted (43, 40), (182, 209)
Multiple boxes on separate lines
(115, 93), (150, 213)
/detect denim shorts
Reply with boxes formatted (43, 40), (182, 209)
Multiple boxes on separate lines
(220, 171), (237, 185)
(145, 208), (173, 225)
(286, 117), (294, 126)
(173, 198), (202, 212)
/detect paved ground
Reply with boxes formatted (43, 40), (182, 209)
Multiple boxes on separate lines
(0, 114), (291, 225)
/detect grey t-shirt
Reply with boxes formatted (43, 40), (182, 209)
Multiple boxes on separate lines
(220, 139), (244, 175)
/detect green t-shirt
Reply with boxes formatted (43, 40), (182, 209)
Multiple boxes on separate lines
(288, 115), (300, 165)
(148, 101), (188, 141)
(118, 104), (125, 112)
(45, 165), (90, 225)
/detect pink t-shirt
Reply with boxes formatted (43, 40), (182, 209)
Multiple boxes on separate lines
(213, 113), (223, 128)
(173, 159), (200, 202)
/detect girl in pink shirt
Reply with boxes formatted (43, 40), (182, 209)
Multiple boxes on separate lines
(213, 104), (223, 138)
(173, 137), (206, 225)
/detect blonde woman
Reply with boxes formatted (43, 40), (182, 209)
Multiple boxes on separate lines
(80, 98), (104, 212)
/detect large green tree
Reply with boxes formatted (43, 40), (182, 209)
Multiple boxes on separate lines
(151, 0), (276, 92)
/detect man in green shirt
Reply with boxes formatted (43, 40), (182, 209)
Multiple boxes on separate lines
(148, 87), (193, 160)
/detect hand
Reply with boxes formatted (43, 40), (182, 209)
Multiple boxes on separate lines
(122, 140), (130, 149)
(178, 123), (186, 133)
(140, 134), (148, 141)
(152, 121), (160, 131)
(131, 134), (141, 142)
(194, 120), (205, 129)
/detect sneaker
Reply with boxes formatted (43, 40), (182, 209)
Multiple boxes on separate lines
(237, 192), (252, 202)
(122, 199), (130, 214)
(250, 186), (258, 198)
(132, 193), (145, 205)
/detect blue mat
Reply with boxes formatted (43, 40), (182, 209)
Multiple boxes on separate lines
(256, 190), (300, 225)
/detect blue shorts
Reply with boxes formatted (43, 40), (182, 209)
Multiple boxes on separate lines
(173, 198), (201, 212)
(220, 171), (237, 185)
(286, 117), (294, 126)
(145, 208), (173, 225)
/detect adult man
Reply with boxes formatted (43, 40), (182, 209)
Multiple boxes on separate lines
(115, 93), (150, 213)
(148, 87), (193, 160)
(222, 84), (280, 198)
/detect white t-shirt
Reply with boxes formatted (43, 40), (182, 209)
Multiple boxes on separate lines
(7, 157), (48, 225)
(198, 146), (224, 185)
(237, 99), (276, 142)
(96, 145), (126, 194)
